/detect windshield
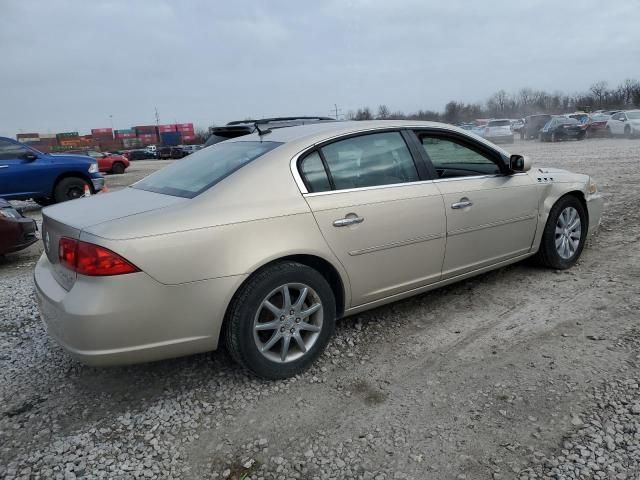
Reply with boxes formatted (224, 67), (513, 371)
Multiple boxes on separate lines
(627, 112), (640, 120)
(488, 120), (510, 127)
(133, 141), (282, 198)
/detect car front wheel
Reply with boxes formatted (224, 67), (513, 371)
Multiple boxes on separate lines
(111, 162), (126, 174)
(53, 177), (90, 203)
(224, 261), (336, 379)
(535, 195), (587, 270)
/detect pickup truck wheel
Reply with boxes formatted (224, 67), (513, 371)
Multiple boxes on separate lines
(53, 177), (90, 203)
(535, 195), (587, 270)
(111, 162), (125, 174)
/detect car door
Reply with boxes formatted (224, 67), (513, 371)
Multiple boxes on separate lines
(413, 130), (539, 279)
(298, 130), (446, 307)
(609, 113), (625, 134)
(0, 139), (49, 198)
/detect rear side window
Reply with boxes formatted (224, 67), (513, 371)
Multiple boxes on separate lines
(319, 132), (419, 191)
(133, 141), (282, 198)
(300, 151), (331, 193)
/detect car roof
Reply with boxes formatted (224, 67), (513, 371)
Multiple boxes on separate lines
(225, 120), (511, 157)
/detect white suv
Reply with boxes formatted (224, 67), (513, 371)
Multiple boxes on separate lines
(606, 110), (640, 138)
(482, 119), (514, 144)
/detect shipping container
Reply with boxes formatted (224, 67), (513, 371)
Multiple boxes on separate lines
(39, 133), (57, 139)
(176, 123), (194, 129)
(114, 128), (135, 134)
(51, 145), (77, 152)
(17, 133), (39, 140)
(17, 137), (39, 143)
(134, 125), (158, 135)
(122, 138), (143, 148)
(91, 128), (113, 134)
(160, 131), (182, 146)
(56, 132), (79, 139)
(115, 132), (136, 139)
(158, 124), (177, 132)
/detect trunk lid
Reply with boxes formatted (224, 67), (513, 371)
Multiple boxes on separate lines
(41, 187), (186, 290)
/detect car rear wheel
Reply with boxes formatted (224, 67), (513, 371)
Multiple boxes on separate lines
(111, 162), (126, 174)
(535, 195), (587, 270)
(551, 132), (557, 142)
(53, 177), (90, 203)
(224, 261), (336, 379)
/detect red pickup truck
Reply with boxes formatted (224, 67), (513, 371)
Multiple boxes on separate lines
(68, 150), (130, 174)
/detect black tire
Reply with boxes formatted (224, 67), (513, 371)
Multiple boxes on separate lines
(577, 132), (585, 141)
(33, 197), (54, 207)
(534, 195), (588, 270)
(111, 162), (125, 174)
(224, 261), (336, 379)
(53, 177), (90, 203)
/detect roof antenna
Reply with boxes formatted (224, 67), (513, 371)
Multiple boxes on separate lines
(254, 122), (272, 136)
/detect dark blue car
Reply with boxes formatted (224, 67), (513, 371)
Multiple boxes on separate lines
(0, 137), (104, 205)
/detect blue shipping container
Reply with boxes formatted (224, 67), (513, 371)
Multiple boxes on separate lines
(160, 131), (182, 146)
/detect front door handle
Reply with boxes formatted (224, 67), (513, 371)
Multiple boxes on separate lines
(333, 214), (364, 227)
(451, 198), (473, 209)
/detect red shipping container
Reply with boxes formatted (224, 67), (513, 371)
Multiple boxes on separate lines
(91, 128), (113, 135)
(176, 123), (193, 129)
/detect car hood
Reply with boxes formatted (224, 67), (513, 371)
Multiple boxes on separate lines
(42, 187), (187, 230)
(48, 153), (94, 164)
(531, 167), (589, 183)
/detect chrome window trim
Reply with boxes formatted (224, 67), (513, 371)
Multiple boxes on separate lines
(289, 124), (512, 196)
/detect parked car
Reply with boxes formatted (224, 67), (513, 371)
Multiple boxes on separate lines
(68, 150), (130, 174)
(521, 114), (552, 140)
(34, 120), (603, 379)
(157, 147), (187, 159)
(0, 137), (104, 205)
(204, 116), (336, 147)
(127, 150), (156, 161)
(606, 110), (640, 138)
(180, 145), (202, 155)
(0, 199), (38, 255)
(482, 119), (514, 144)
(511, 119), (525, 133)
(540, 117), (585, 142)
(585, 114), (611, 138)
(144, 145), (157, 155)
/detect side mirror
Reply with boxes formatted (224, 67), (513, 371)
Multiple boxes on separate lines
(509, 154), (531, 173)
(24, 152), (38, 161)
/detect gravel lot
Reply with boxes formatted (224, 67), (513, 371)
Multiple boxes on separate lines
(1, 138), (639, 480)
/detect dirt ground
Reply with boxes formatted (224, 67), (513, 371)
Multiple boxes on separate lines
(1, 138), (639, 479)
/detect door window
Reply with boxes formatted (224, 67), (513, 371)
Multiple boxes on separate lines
(417, 134), (501, 179)
(319, 131), (419, 190)
(299, 151), (331, 193)
(0, 140), (30, 161)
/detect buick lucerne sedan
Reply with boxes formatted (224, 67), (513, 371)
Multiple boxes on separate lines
(35, 121), (604, 379)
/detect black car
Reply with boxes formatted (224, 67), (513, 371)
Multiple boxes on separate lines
(539, 117), (585, 142)
(127, 150), (156, 160)
(204, 116), (336, 147)
(521, 114), (552, 139)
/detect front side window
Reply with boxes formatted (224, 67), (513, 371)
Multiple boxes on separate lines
(417, 135), (501, 179)
(318, 132), (419, 190)
(133, 141), (282, 198)
(0, 140), (30, 161)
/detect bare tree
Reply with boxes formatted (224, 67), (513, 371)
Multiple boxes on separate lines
(354, 107), (373, 121)
(376, 105), (390, 119)
(590, 81), (609, 107)
(618, 79), (640, 105)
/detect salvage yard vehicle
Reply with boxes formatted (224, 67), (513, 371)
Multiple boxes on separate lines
(585, 113), (611, 138)
(34, 121), (604, 379)
(68, 150), (130, 174)
(0, 199), (38, 255)
(539, 117), (585, 142)
(0, 137), (104, 205)
(606, 110), (640, 138)
(521, 114), (552, 140)
(482, 119), (514, 144)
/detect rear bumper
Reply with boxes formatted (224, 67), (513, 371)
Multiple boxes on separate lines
(0, 217), (38, 254)
(586, 193), (604, 237)
(34, 253), (245, 366)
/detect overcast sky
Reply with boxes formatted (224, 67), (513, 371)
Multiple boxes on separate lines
(1, 0), (639, 137)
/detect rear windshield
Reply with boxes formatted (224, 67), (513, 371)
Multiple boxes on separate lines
(133, 141), (282, 198)
(488, 120), (510, 126)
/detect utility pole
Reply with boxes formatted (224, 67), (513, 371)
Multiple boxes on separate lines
(155, 107), (160, 126)
(330, 104), (342, 120)
(109, 115), (113, 130)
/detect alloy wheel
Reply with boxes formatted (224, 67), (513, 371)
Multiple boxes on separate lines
(555, 206), (582, 259)
(253, 283), (323, 363)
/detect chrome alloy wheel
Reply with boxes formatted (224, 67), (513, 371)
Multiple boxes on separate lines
(555, 206), (582, 259)
(253, 283), (323, 363)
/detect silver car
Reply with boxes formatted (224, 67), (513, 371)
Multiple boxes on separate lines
(35, 121), (604, 379)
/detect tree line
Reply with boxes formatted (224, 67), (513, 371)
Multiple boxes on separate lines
(346, 79), (640, 124)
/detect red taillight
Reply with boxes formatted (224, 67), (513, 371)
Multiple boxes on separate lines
(58, 237), (139, 276)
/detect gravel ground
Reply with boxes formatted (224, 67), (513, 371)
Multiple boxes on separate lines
(1, 138), (639, 479)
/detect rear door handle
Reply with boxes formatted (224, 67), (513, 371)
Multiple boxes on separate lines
(333, 215), (364, 227)
(451, 199), (473, 209)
